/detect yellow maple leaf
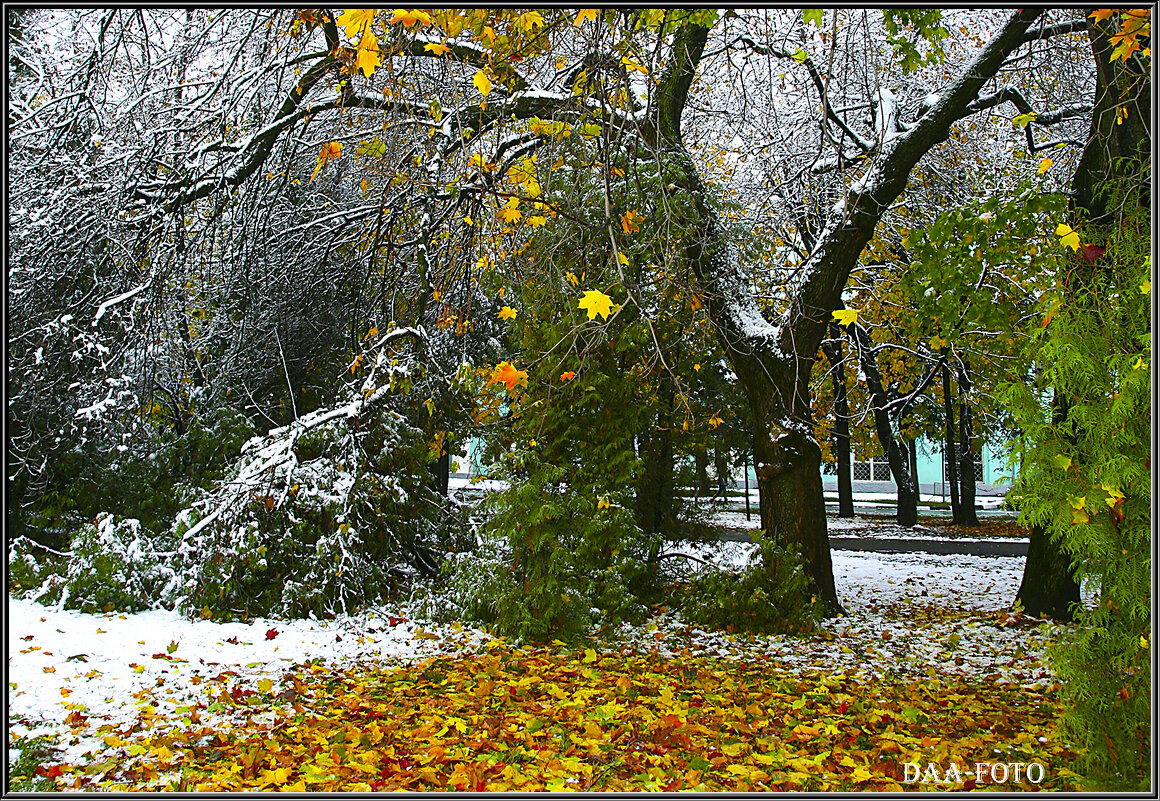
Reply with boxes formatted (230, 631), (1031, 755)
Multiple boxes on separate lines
(499, 206), (522, 224)
(565, 271), (579, 286)
(498, 306), (517, 320)
(355, 32), (381, 78)
(424, 42), (451, 56)
(473, 69), (493, 97)
(528, 215), (548, 228)
(832, 308), (857, 327)
(579, 289), (615, 320)
(336, 9), (376, 39)
(1055, 223), (1081, 251)
(1037, 157), (1053, 175)
(518, 10), (545, 33)
(597, 495), (610, 510)
(489, 361), (527, 391)
(708, 414), (723, 429)
(1012, 111), (1038, 128)
(1140, 278), (1151, 294)
(1089, 9), (1118, 24)
(620, 55), (648, 74)
(574, 8), (599, 26)
(390, 8), (433, 28)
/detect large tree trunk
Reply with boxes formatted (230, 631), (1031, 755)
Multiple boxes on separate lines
(752, 396), (841, 616)
(940, 354), (963, 521)
(1015, 14), (1145, 618)
(655, 12), (1044, 619)
(823, 335), (855, 518)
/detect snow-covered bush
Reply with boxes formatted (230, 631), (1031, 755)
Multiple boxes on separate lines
(28, 514), (178, 613)
(166, 364), (462, 619)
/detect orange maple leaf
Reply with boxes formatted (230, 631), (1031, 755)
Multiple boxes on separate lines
(489, 361), (527, 391)
(390, 9), (434, 28)
(311, 141), (343, 181)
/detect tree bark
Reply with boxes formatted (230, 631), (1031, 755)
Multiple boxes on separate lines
(940, 353), (962, 521)
(822, 334), (855, 518)
(956, 395), (979, 527)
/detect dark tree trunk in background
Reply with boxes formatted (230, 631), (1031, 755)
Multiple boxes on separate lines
(940, 354), (963, 522)
(849, 323), (918, 528)
(713, 448), (729, 498)
(428, 448), (450, 496)
(956, 396), (979, 526)
(636, 425), (676, 537)
(907, 439), (919, 503)
(823, 334), (855, 518)
(694, 447), (710, 496)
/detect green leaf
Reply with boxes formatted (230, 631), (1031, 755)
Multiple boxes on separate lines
(802, 9), (824, 27)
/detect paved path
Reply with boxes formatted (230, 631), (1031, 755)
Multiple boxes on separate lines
(718, 529), (1028, 557)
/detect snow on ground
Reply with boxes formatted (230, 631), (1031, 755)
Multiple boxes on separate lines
(630, 541), (1067, 689)
(9, 521), (1073, 771)
(7, 601), (491, 766)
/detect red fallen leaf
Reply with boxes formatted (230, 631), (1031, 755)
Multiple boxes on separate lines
(963, 779), (979, 790)
(475, 780), (487, 792)
(21, 635), (33, 641)
(226, 636), (239, 644)
(837, 699), (849, 714)
(389, 616), (407, 626)
(1078, 243), (1105, 264)
(266, 628), (279, 640)
(36, 764), (64, 779)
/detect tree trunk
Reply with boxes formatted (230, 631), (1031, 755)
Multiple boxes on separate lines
(753, 410), (842, 616)
(694, 447), (710, 496)
(713, 447), (729, 498)
(849, 323), (917, 528)
(908, 438), (919, 505)
(823, 335), (855, 518)
(635, 425), (676, 537)
(1016, 516), (1081, 620)
(940, 354), (963, 521)
(428, 447), (449, 496)
(956, 397), (979, 526)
